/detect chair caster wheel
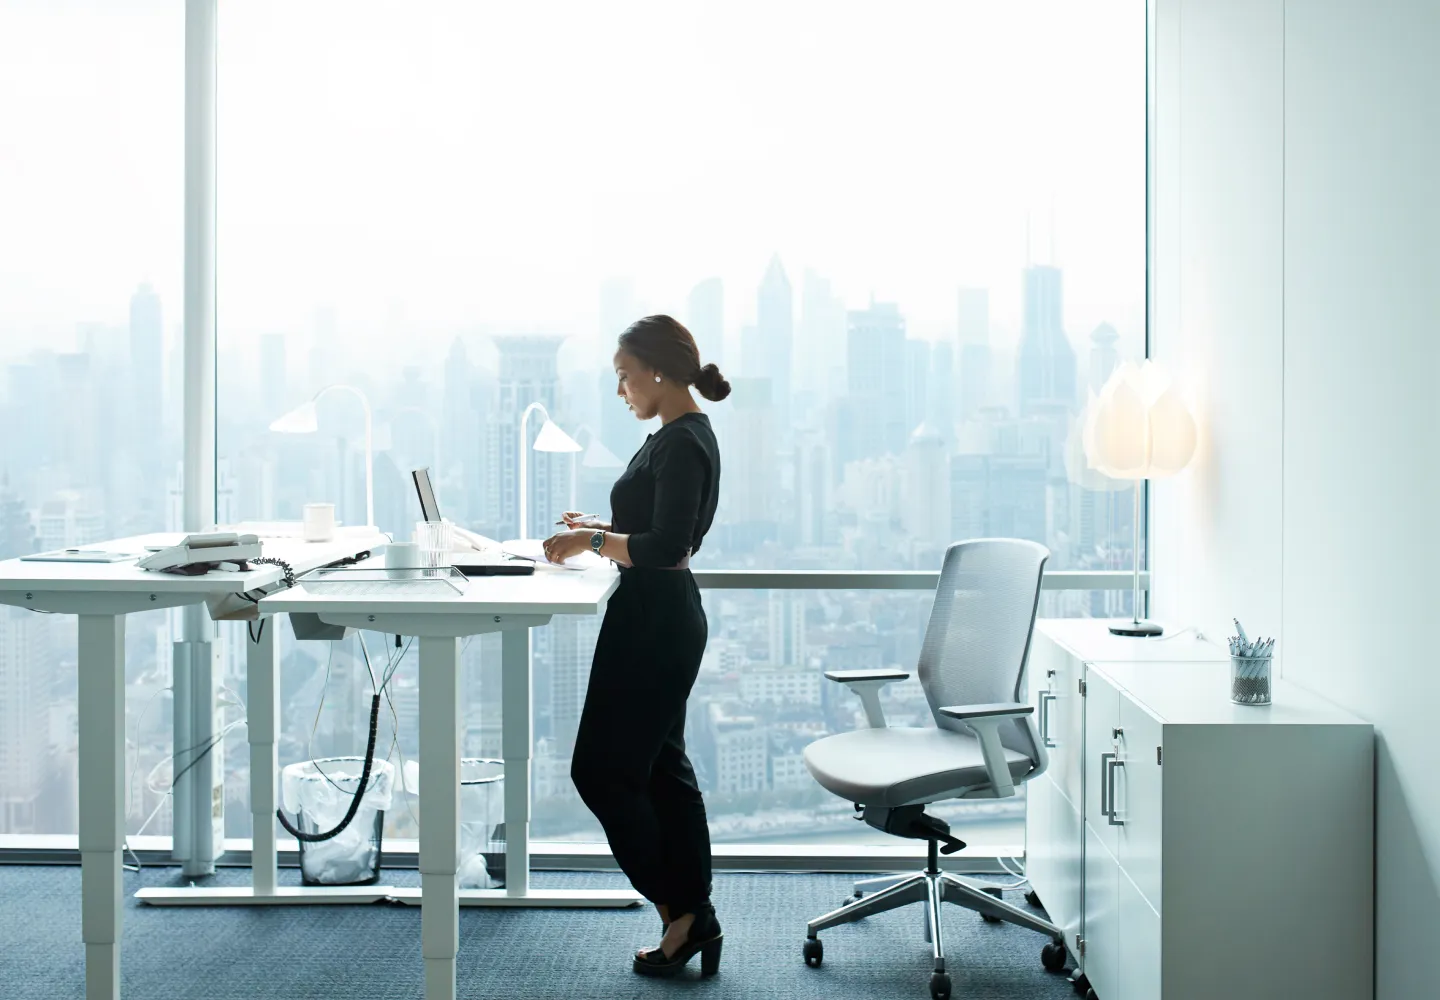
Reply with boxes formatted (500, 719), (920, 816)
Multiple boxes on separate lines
(930, 971), (952, 999)
(981, 885), (1004, 922)
(803, 937), (823, 968)
(1041, 939), (1068, 972)
(1025, 889), (1043, 909)
(1071, 972), (1092, 994)
(1086, 991), (1098, 1000)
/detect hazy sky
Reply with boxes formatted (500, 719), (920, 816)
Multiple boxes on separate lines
(0, 0), (1145, 370)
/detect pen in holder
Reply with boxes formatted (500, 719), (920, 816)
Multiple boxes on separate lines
(1228, 618), (1273, 705)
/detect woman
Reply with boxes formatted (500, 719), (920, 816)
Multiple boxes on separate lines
(542, 314), (730, 978)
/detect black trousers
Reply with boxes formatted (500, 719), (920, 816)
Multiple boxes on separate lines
(571, 567), (713, 915)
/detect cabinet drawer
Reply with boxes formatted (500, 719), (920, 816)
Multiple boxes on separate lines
(1026, 773), (1083, 950)
(1083, 668), (1121, 857)
(1117, 694), (1163, 909)
(1118, 868), (1161, 1000)
(1032, 635), (1084, 808)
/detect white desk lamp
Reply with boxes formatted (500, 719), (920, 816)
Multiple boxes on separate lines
(518, 402), (582, 539)
(1083, 360), (1196, 636)
(270, 384), (375, 529)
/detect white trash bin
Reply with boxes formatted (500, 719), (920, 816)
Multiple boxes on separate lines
(402, 758), (506, 888)
(282, 756), (395, 886)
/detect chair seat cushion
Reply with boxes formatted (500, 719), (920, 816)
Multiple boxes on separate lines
(803, 727), (1033, 807)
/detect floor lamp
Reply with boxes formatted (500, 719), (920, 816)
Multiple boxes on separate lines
(518, 402), (582, 539)
(1082, 360), (1196, 636)
(270, 383), (375, 529)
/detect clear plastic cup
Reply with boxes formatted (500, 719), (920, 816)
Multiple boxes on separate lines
(414, 520), (454, 568)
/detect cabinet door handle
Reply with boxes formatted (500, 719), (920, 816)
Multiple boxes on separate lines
(1099, 751), (1116, 816)
(1039, 692), (1057, 748)
(1107, 759), (1126, 826)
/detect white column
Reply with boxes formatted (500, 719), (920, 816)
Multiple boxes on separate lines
(501, 627), (531, 896)
(178, 0), (218, 874)
(78, 615), (125, 1000)
(246, 617), (280, 895)
(418, 636), (461, 1000)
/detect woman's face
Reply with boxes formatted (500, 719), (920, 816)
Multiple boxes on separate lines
(614, 349), (662, 421)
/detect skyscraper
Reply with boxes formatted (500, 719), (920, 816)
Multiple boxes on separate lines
(129, 284), (163, 480)
(798, 270), (847, 400)
(956, 287), (992, 420)
(840, 302), (908, 465)
(1016, 264), (1078, 416)
(259, 332), (287, 426)
(904, 423), (952, 557)
(1087, 322), (1121, 392)
(598, 279), (646, 463)
(686, 278), (724, 371)
(756, 255), (793, 429)
(0, 607), (53, 832)
(0, 479), (38, 559)
(767, 592), (806, 667)
(904, 339), (931, 439)
(492, 336), (568, 541)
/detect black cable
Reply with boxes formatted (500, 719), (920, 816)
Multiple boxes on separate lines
(247, 618), (266, 644)
(250, 556), (296, 588)
(276, 692), (382, 843)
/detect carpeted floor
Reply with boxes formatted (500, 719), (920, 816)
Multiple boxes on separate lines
(0, 865), (1074, 999)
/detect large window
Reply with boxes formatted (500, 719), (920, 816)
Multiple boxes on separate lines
(214, 0), (1146, 851)
(0, 0), (184, 836)
(2, 1), (1145, 849)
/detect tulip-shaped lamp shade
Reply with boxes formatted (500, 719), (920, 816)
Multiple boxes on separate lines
(1083, 360), (1197, 636)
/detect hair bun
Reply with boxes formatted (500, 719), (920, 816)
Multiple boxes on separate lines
(694, 363), (732, 402)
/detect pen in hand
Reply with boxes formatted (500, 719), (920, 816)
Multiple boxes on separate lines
(554, 513), (599, 525)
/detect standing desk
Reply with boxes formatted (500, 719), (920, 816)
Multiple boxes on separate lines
(0, 527), (387, 1000)
(255, 560), (640, 1000)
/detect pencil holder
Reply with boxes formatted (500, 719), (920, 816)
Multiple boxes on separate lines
(1231, 655), (1272, 705)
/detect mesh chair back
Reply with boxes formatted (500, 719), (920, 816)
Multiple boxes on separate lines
(917, 538), (1050, 763)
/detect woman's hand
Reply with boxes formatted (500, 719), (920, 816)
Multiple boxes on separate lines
(542, 529), (592, 564)
(561, 511), (610, 530)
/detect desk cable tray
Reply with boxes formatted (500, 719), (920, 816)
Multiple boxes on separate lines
(298, 565), (468, 597)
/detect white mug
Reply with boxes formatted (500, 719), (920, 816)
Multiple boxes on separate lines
(302, 503), (336, 542)
(385, 541), (422, 578)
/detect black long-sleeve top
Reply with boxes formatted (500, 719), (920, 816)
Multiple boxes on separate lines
(610, 412), (721, 568)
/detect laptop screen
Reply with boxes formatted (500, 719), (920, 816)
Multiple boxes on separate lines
(411, 467), (442, 522)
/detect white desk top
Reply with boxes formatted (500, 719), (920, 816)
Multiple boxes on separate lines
(0, 528), (387, 596)
(1091, 659), (1371, 728)
(258, 560), (620, 617)
(1037, 618), (1230, 663)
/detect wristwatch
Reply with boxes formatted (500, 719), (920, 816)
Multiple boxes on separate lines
(590, 530), (605, 555)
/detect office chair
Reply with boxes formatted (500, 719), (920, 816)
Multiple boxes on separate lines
(800, 538), (1065, 1000)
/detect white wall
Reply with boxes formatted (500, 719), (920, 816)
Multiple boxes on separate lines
(1151, 2), (1440, 997)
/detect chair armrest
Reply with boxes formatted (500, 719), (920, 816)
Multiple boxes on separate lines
(824, 669), (911, 728)
(938, 702), (1034, 721)
(938, 702), (1035, 798)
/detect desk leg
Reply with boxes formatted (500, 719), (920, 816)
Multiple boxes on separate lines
(78, 615), (124, 1000)
(419, 635), (460, 1000)
(501, 627), (531, 897)
(247, 616), (279, 896)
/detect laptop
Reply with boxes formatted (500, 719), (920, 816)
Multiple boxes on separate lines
(410, 467), (534, 576)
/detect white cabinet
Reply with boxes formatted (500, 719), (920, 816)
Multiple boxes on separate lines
(1025, 620), (1374, 1000)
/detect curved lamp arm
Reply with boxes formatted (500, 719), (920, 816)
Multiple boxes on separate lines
(317, 384), (373, 530)
(518, 402), (549, 540)
(271, 384), (374, 529)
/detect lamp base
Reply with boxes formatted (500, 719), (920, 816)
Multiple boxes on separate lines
(1110, 620), (1164, 638)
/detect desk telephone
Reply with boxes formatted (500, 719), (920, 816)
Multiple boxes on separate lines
(137, 532), (263, 573)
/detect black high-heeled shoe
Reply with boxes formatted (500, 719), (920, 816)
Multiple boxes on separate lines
(632, 904), (723, 978)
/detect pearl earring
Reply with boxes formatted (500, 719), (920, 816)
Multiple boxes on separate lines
(654, 375), (662, 383)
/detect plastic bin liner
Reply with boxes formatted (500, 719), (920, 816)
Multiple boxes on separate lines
(282, 757), (395, 885)
(402, 758), (506, 888)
